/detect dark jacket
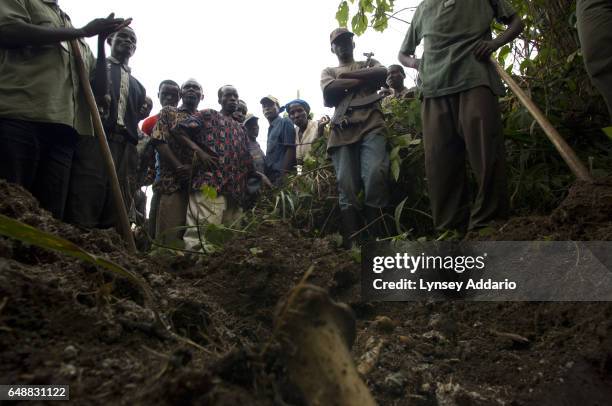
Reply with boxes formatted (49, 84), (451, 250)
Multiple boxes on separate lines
(104, 57), (146, 145)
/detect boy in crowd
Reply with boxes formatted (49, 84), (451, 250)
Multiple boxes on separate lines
(151, 79), (207, 244)
(140, 79), (181, 238)
(243, 113), (266, 203)
(233, 99), (248, 123)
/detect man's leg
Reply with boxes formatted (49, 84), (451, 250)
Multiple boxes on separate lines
(65, 136), (110, 228)
(148, 190), (161, 238)
(360, 132), (390, 238)
(220, 196), (243, 227)
(0, 117), (41, 197)
(32, 124), (78, 220)
(577, 0), (612, 120)
(97, 137), (136, 229)
(156, 189), (189, 245)
(330, 143), (362, 247)
(183, 192), (226, 250)
(422, 95), (470, 232)
(331, 143), (362, 210)
(459, 87), (509, 230)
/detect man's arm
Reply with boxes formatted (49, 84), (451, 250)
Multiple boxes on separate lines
(397, 7), (422, 71)
(474, 13), (524, 60)
(281, 147), (296, 174)
(338, 66), (387, 85)
(93, 36), (109, 103)
(155, 143), (189, 179)
(324, 65), (388, 104)
(150, 108), (192, 182)
(280, 120), (296, 174)
(323, 79), (363, 107)
(0, 14), (129, 48)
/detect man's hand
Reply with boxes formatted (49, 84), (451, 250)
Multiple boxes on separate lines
(174, 164), (193, 183)
(474, 39), (500, 61)
(379, 87), (392, 97)
(398, 53), (421, 70)
(318, 115), (330, 128)
(80, 13), (131, 39)
(194, 149), (219, 170)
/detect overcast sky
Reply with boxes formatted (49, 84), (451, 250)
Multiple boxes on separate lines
(61, 0), (419, 146)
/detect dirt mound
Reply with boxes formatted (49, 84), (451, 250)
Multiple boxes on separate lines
(1, 179), (612, 405)
(0, 180), (358, 405)
(469, 177), (612, 240)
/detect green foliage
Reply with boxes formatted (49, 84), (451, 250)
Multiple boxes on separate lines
(335, 0), (394, 35)
(0, 214), (153, 304)
(201, 185), (218, 200)
(336, 1), (349, 27)
(382, 97), (433, 236)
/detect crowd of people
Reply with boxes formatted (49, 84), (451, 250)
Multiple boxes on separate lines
(1, 0), (610, 251)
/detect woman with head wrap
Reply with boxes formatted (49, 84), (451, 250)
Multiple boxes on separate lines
(285, 99), (330, 163)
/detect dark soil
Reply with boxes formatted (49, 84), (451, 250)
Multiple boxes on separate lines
(467, 177), (612, 241)
(1, 179), (612, 405)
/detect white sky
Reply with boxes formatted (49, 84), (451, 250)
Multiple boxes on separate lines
(61, 0), (420, 147)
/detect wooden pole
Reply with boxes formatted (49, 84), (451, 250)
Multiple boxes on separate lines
(70, 40), (137, 253)
(493, 59), (594, 182)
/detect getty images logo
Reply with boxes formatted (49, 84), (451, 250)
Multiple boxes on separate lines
(372, 252), (488, 274)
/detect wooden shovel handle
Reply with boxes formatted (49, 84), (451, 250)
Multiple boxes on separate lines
(70, 39), (137, 253)
(493, 59), (593, 182)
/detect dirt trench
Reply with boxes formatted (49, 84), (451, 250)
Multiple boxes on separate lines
(1, 178), (612, 405)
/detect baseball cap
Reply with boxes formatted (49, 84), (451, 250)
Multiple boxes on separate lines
(330, 27), (354, 44)
(244, 113), (259, 125)
(260, 95), (280, 106)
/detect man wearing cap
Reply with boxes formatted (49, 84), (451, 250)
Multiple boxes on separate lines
(260, 95), (296, 185)
(398, 0), (523, 233)
(285, 99), (330, 163)
(0, 1), (128, 220)
(321, 27), (389, 248)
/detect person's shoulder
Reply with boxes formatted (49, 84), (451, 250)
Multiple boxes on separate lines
(281, 117), (295, 127)
(321, 66), (338, 76)
(160, 105), (178, 114)
(199, 108), (220, 117)
(141, 114), (159, 133)
(415, 0), (428, 11)
(132, 75), (146, 90)
(159, 105), (178, 119)
(410, 0), (427, 19)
